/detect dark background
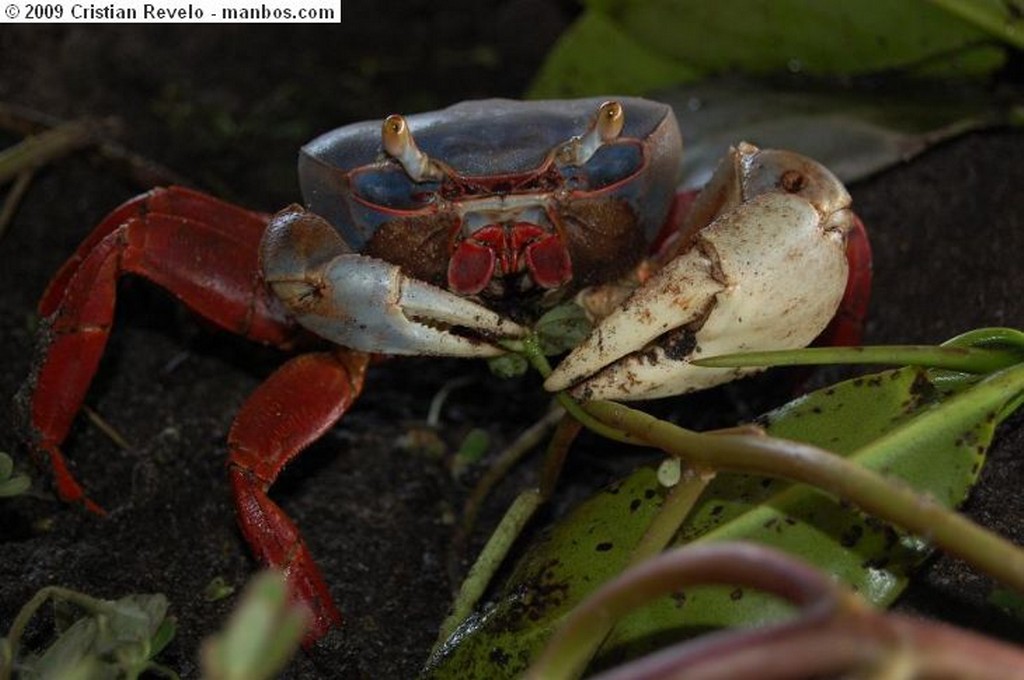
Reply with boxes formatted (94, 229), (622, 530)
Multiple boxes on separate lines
(1, 7), (1023, 678)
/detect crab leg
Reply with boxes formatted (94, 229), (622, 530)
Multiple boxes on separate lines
(262, 206), (527, 356)
(25, 187), (298, 512)
(228, 349), (370, 644)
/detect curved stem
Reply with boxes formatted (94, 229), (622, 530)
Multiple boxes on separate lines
(525, 542), (846, 680)
(512, 334), (642, 445)
(436, 413), (582, 650)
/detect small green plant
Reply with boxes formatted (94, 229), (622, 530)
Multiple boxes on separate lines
(0, 452), (29, 498)
(0, 571), (308, 680)
(0, 588), (176, 680)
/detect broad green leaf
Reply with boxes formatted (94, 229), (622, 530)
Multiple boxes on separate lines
(530, 0), (1017, 97)
(661, 79), (1010, 189)
(529, 11), (699, 98)
(424, 358), (1020, 677)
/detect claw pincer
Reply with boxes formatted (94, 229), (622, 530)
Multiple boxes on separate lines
(261, 206), (523, 356)
(546, 143), (854, 400)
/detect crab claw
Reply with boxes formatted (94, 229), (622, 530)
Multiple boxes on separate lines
(262, 206), (526, 356)
(545, 143), (853, 401)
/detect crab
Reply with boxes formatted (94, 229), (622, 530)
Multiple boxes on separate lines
(21, 97), (869, 644)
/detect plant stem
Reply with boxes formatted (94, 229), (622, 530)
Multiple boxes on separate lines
(691, 344), (1023, 374)
(511, 335), (642, 445)
(436, 413), (582, 650)
(627, 465), (714, 569)
(435, 490), (544, 649)
(0, 120), (95, 184)
(525, 543), (844, 680)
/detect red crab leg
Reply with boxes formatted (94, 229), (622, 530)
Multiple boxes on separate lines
(27, 186), (298, 513)
(228, 349), (370, 644)
(38, 186), (273, 317)
(815, 214), (872, 348)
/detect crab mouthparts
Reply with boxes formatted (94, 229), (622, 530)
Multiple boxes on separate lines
(447, 222), (572, 297)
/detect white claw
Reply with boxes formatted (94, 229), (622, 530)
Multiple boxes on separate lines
(543, 239), (724, 394)
(286, 254), (526, 357)
(545, 144), (853, 401)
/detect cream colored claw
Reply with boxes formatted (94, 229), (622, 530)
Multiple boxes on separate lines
(545, 143), (853, 401)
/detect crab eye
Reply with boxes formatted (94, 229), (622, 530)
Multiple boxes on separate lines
(350, 166), (439, 210)
(579, 142), (643, 190)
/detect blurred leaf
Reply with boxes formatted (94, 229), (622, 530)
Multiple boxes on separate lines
(488, 353), (529, 379)
(425, 342), (1021, 677)
(530, 11), (698, 98)
(531, 0), (1020, 97)
(988, 587), (1024, 622)
(16, 591), (173, 680)
(0, 451), (29, 497)
(455, 428), (491, 467)
(663, 78), (1013, 188)
(203, 577), (236, 603)
(929, 0), (1024, 49)
(201, 571), (307, 680)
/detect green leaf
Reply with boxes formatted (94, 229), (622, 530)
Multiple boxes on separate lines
(0, 451), (30, 498)
(534, 303), (593, 356)
(530, 0), (1017, 98)
(530, 11), (699, 98)
(988, 587), (1024, 623)
(455, 428), (491, 466)
(488, 353), (529, 379)
(659, 79), (1011, 189)
(203, 577), (237, 603)
(201, 571), (307, 680)
(425, 355), (1019, 677)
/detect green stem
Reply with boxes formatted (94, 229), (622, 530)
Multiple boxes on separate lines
(691, 344), (1023, 373)
(437, 414), (581, 651)
(512, 335), (642, 445)
(627, 465), (715, 569)
(526, 543), (845, 680)
(0, 169), (33, 242)
(452, 402), (564, 564)
(584, 361), (1024, 596)
(0, 120), (95, 184)
(435, 489), (544, 650)
(539, 464), (716, 676)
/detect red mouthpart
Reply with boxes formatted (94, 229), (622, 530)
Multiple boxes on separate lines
(447, 223), (572, 296)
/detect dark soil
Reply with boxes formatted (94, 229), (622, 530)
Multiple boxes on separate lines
(1, 13), (1023, 679)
